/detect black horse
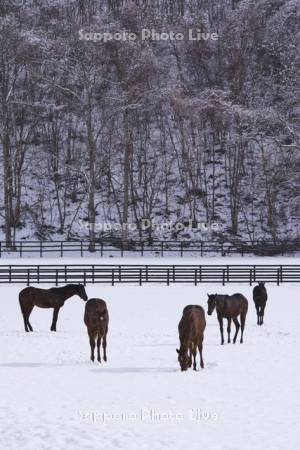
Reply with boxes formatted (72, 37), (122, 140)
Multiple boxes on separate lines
(207, 293), (248, 344)
(19, 284), (88, 332)
(253, 282), (268, 325)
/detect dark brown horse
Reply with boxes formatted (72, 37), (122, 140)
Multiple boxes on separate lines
(253, 282), (268, 325)
(84, 298), (109, 363)
(207, 293), (248, 344)
(19, 284), (88, 332)
(176, 305), (206, 371)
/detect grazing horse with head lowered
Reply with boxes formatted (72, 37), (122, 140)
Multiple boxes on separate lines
(253, 282), (267, 325)
(19, 284), (88, 332)
(176, 305), (206, 372)
(207, 293), (248, 344)
(84, 298), (109, 363)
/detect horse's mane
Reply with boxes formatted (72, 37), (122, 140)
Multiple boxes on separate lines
(49, 284), (79, 292)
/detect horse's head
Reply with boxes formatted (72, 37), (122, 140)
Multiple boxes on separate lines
(207, 293), (217, 315)
(76, 284), (88, 301)
(258, 281), (265, 287)
(176, 347), (190, 372)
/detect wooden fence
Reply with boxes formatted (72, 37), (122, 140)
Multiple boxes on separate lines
(0, 240), (300, 257)
(0, 264), (299, 285)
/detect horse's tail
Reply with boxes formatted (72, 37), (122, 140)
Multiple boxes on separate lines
(19, 289), (26, 314)
(97, 305), (108, 330)
(19, 287), (32, 314)
(98, 307), (108, 321)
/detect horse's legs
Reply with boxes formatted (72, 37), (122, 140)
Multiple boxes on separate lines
(97, 335), (102, 363)
(25, 305), (34, 332)
(198, 339), (204, 369)
(188, 348), (192, 368)
(259, 307), (262, 325)
(255, 304), (260, 325)
(103, 331), (107, 362)
(227, 318), (232, 343)
(192, 344), (197, 371)
(240, 313), (246, 343)
(261, 305), (265, 325)
(217, 314), (224, 345)
(233, 318), (240, 343)
(88, 329), (96, 362)
(50, 307), (60, 331)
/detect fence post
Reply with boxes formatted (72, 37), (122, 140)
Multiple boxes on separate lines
(27, 269), (30, 286)
(167, 268), (169, 286)
(83, 270), (86, 286)
(194, 269), (197, 286)
(250, 269), (252, 286)
(277, 268), (280, 286)
(173, 265), (175, 282)
(37, 265), (40, 284)
(60, 242), (63, 258)
(101, 242), (103, 257)
(180, 242), (183, 257)
(112, 269), (115, 286)
(92, 265), (95, 283)
(222, 269), (225, 286)
(141, 242), (144, 256)
(201, 242), (203, 257)
(20, 242), (22, 258)
(64, 265), (67, 283)
(40, 241), (43, 257)
(0, 242), (1, 258)
(81, 241), (83, 257)
(161, 241), (164, 256)
(146, 265), (149, 282)
(56, 270), (58, 286)
(121, 242), (123, 257)
(139, 268), (142, 286)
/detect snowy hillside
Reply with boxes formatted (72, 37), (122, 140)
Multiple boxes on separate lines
(0, 0), (300, 245)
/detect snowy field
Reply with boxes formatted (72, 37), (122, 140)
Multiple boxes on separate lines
(1, 283), (300, 450)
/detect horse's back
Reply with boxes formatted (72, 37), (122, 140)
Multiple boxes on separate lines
(180, 305), (206, 336)
(253, 285), (267, 303)
(84, 298), (109, 327)
(227, 293), (248, 315)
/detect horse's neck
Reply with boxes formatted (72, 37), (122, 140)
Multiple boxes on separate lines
(59, 286), (76, 300)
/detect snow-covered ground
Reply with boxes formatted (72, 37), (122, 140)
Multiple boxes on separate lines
(1, 283), (299, 449)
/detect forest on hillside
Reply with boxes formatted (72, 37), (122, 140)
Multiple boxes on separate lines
(0, 0), (299, 246)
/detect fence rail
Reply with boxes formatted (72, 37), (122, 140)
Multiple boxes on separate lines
(0, 264), (300, 285)
(1, 240), (300, 257)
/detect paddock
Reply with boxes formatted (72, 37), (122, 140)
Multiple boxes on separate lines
(0, 284), (299, 450)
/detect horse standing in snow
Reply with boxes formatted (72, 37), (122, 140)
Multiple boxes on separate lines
(84, 298), (109, 363)
(207, 293), (248, 344)
(177, 305), (206, 372)
(253, 282), (268, 325)
(19, 284), (88, 332)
